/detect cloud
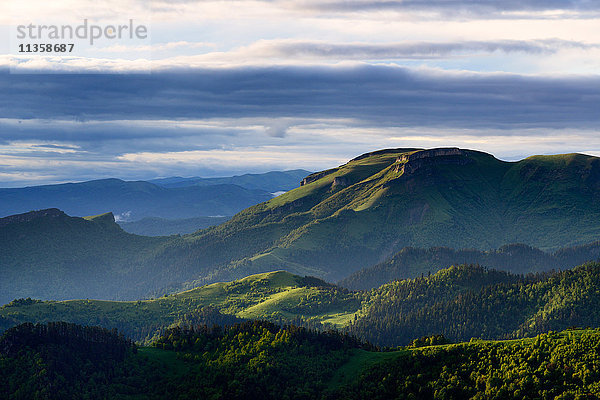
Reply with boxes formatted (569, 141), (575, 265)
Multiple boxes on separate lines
(265, 120), (292, 137)
(234, 38), (600, 60)
(291, 0), (600, 18)
(1, 65), (599, 130)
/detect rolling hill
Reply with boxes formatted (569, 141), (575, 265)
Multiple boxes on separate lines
(4, 263), (600, 348)
(0, 270), (361, 342)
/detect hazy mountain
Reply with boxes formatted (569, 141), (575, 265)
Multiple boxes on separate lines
(149, 169), (311, 192)
(0, 209), (170, 304)
(0, 179), (272, 220)
(0, 170), (310, 221)
(118, 216), (230, 236)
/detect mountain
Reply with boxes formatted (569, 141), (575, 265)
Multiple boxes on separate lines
(148, 147), (600, 285)
(0, 209), (171, 304)
(0, 178), (276, 221)
(150, 169), (311, 192)
(3, 147), (600, 301)
(4, 263), (600, 348)
(118, 216), (230, 236)
(339, 242), (600, 290)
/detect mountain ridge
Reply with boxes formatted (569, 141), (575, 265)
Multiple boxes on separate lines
(2, 147), (600, 301)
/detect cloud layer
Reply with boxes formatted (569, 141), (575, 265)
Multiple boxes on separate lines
(2, 66), (599, 129)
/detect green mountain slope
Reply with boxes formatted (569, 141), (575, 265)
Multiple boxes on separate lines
(0, 209), (170, 304)
(340, 242), (600, 290)
(4, 263), (600, 348)
(3, 147), (600, 300)
(156, 147), (600, 285)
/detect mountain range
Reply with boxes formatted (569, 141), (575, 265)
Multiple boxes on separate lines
(0, 170), (310, 222)
(2, 147), (600, 303)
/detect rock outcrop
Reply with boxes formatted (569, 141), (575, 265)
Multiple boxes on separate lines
(393, 148), (471, 175)
(0, 208), (66, 227)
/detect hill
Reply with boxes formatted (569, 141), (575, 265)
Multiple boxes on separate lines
(340, 242), (600, 290)
(4, 263), (600, 348)
(150, 147), (600, 285)
(2, 321), (599, 399)
(0, 270), (362, 342)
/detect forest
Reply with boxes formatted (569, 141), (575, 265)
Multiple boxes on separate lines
(2, 321), (600, 399)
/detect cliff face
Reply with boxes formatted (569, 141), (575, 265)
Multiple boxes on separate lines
(393, 148), (472, 175)
(300, 168), (339, 186)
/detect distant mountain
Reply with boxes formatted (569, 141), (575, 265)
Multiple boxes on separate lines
(149, 169), (311, 192)
(118, 216), (230, 236)
(339, 242), (600, 290)
(0, 170), (310, 221)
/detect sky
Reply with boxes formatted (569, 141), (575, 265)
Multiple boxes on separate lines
(0, 0), (599, 186)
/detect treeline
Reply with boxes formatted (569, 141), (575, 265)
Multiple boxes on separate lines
(347, 263), (600, 346)
(4, 321), (600, 399)
(340, 242), (600, 290)
(1, 320), (371, 399)
(0, 322), (137, 399)
(331, 329), (600, 399)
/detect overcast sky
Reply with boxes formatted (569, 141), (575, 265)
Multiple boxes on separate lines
(0, 0), (599, 186)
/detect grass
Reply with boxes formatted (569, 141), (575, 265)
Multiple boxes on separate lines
(0, 270), (363, 342)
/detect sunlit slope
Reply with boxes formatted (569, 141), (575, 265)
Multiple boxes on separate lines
(0, 271), (361, 342)
(164, 148), (600, 284)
